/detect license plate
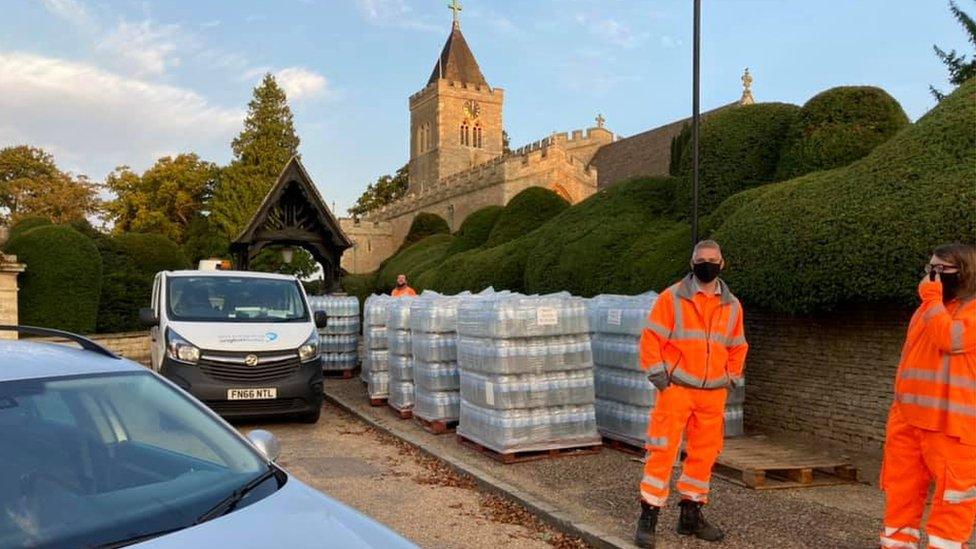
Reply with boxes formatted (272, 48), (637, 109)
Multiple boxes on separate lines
(227, 388), (277, 400)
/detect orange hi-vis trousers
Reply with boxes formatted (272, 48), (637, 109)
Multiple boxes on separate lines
(640, 384), (728, 507)
(881, 405), (976, 549)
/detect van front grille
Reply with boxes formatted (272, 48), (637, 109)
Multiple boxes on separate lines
(198, 349), (301, 383)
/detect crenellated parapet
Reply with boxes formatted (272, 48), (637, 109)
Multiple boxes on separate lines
(369, 138), (597, 221)
(409, 78), (503, 106)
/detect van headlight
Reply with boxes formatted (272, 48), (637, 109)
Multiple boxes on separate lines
(298, 332), (320, 362)
(166, 329), (201, 364)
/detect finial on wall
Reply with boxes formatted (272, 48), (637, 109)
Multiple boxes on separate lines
(595, 113), (606, 128)
(448, 0), (462, 26)
(740, 68), (755, 105)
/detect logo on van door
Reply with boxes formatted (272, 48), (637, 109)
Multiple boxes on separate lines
(265, 332), (278, 342)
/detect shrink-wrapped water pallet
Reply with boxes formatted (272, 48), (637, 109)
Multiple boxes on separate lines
(363, 294), (394, 399)
(588, 293), (744, 450)
(386, 296), (415, 413)
(410, 293), (464, 426)
(310, 295), (360, 374)
(456, 292), (600, 456)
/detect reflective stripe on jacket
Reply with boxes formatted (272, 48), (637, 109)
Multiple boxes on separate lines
(894, 279), (976, 446)
(639, 274), (748, 389)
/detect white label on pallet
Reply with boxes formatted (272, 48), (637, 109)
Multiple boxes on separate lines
(537, 307), (558, 326)
(607, 309), (623, 326)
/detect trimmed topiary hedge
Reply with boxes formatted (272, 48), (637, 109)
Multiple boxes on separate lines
(715, 78), (976, 313)
(776, 86), (910, 180)
(6, 225), (102, 333)
(8, 216), (52, 240)
(375, 233), (455, 293)
(673, 103), (800, 217)
(97, 233), (189, 333)
(523, 177), (683, 296)
(446, 205), (503, 255)
(485, 187), (569, 247)
(399, 212), (450, 251)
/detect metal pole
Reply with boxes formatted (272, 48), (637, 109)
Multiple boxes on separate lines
(691, 0), (701, 246)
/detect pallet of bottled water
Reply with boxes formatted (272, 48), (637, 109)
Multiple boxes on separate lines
(456, 291), (600, 455)
(364, 294), (394, 399)
(386, 296), (415, 414)
(410, 293), (464, 424)
(309, 295), (361, 374)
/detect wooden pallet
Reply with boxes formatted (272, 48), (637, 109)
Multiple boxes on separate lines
(713, 436), (859, 490)
(415, 416), (458, 435)
(389, 404), (413, 420)
(322, 367), (358, 380)
(602, 436), (645, 457)
(369, 396), (388, 407)
(457, 434), (602, 464)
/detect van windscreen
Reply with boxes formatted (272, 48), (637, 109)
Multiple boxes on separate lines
(167, 277), (309, 323)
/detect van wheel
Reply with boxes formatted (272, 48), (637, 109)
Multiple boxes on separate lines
(299, 406), (321, 424)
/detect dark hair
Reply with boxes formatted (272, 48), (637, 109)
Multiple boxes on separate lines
(934, 242), (976, 301)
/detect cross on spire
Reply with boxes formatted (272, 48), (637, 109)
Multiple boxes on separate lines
(448, 0), (462, 25)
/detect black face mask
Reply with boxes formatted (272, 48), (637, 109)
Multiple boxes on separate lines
(940, 272), (961, 302)
(692, 262), (722, 284)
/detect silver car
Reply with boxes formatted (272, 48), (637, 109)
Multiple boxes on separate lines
(0, 326), (416, 548)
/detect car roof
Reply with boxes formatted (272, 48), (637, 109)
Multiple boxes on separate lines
(165, 270), (298, 281)
(0, 339), (145, 383)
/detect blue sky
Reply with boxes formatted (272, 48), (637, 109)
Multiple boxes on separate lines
(0, 0), (967, 215)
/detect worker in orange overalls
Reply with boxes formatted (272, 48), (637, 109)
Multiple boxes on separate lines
(391, 274), (417, 298)
(880, 242), (976, 549)
(634, 239), (748, 548)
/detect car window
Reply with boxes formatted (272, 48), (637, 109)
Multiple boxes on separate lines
(0, 372), (276, 548)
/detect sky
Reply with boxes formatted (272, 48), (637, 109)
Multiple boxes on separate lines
(0, 0), (968, 215)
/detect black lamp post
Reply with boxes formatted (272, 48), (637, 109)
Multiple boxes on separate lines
(691, 0), (701, 246)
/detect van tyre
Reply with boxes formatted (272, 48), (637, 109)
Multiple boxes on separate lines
(299, 405), (322, 423)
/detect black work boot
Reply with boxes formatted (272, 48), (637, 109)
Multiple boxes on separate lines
(677, 499), (724, 542)
(634, 501), (660, 548)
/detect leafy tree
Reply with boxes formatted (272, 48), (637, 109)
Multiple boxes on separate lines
(348, 164), (409, 217)
(104, 154), (218, 244)
(182, 215), (230, 265)
(250, 246), (318, 278)
(0, 145), (99, 224)
(211, 74), (300, 239)
(931, 0), (976, 100)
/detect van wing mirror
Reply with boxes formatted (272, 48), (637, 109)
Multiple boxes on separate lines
(314, 310), (328, 329)
(139, 308), (159, 327)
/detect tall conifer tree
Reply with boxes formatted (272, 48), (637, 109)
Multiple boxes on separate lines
(211, 74), (300, 239)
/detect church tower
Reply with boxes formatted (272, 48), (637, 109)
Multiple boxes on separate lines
(408, 0), (504, 194)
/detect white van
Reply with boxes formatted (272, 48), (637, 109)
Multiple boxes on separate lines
(141, 270), (328, 423)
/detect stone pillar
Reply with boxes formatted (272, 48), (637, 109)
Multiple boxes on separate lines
(0, 254), (26, 339)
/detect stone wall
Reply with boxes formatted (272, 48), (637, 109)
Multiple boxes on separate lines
(339, 218), (396, 274)
(742, 306), (912, 450)
(0, 254), (26, 339)
(33, 331), (152, 365)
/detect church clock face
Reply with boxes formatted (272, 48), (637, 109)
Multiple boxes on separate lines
(463, 100), (480, 120)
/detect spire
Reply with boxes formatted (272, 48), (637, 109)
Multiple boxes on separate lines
(740, 68), (755, 105)
(427, 2), (487, 86)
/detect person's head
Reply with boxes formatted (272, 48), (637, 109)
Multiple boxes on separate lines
(396, 274), (408, 288)
(930, 242), (976, 301)
(690, 239), (725, 284)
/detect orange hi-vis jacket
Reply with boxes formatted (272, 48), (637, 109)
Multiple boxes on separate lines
(391, 286), (417, 298)
(893, 279), (976, 445)
(641, 275), (748, 389)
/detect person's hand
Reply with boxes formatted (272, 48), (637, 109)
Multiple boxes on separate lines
(647, 370), (670, 392)
(919, 271), (943, 301)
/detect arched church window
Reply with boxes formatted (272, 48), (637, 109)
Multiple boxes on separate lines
(460, 122), (470, 146)
(415, 126), (422, 154)
(424, 124), (432, 151)
(473, 123), (483, 148)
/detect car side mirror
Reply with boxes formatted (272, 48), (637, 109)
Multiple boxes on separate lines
(314, 310), (328, 329)
(246, 429), (282, 462)
(139, 308), (159, 327)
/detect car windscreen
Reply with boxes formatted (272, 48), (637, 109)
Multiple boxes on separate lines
(0, 371), (281, 548)
(167, 276), (309, 323)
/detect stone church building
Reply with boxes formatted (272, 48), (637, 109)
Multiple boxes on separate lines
(339, 10), (754, 274)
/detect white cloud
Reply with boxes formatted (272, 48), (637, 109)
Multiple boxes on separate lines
(97, 19), (184, 77)
(0, 52), (242, 178)
(575, 13), (647, 49)
(274, 67), (329, 101)
(40, 0), (96, 31)
(357, 0), (439, 32)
